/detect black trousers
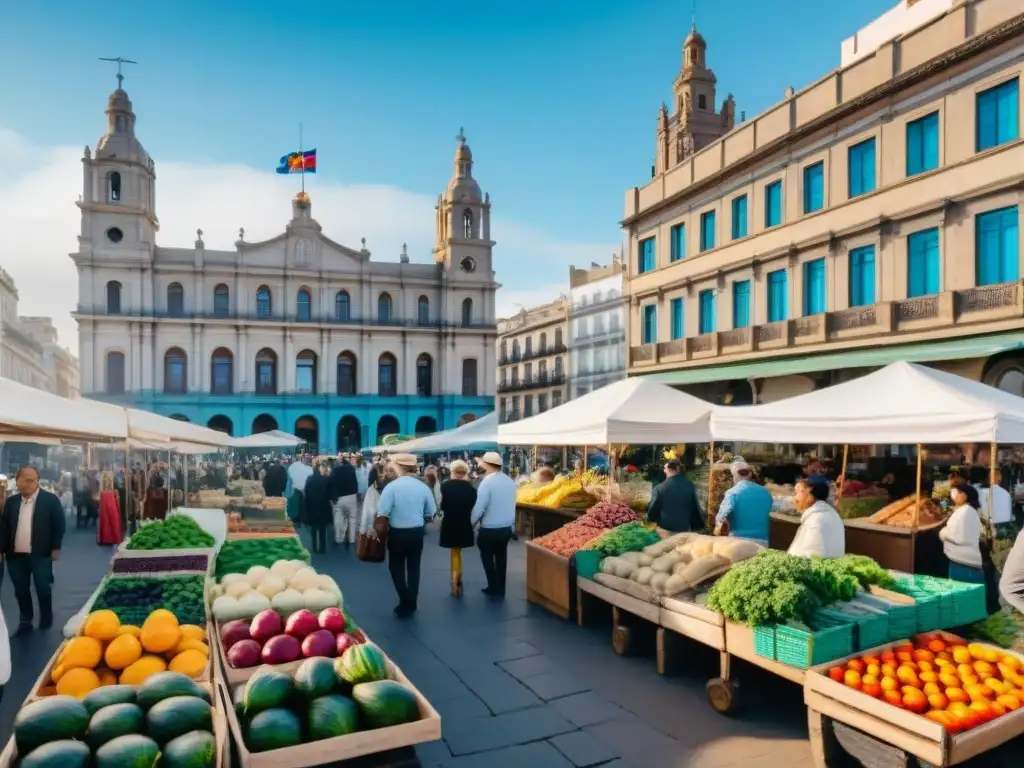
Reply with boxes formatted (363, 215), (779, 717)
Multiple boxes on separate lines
(387, 527), (425, 610)
(7, 553), (54, 627)
(477, 527), (512, 596)
(309, 525), (329, 554)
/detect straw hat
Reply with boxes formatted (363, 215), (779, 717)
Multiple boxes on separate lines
(390, 453), (418, 470)
(479, 451), (503, 468)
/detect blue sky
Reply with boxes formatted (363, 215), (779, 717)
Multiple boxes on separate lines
(0, 0), (894, 347)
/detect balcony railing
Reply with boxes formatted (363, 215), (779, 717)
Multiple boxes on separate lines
(73, 306), (496, 331)
(498, 343), (568, 366)
(496, 373), (567, 393)
(630, 280), (1024, 369)
(571, 295), (625, 315)
(572, 327), (625, 345)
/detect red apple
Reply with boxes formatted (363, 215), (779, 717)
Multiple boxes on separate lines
(318, 607), (346, 634)
(336, 632), (356, 656)
(349, 629), (367, 645)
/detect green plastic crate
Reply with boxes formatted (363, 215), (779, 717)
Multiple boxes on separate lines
(775, 622), (855, 670)
(753, 625), (776, 660)
(573, 550), (603, 581)
(891, 574), (942, 633)
(820, 607), (890, 651)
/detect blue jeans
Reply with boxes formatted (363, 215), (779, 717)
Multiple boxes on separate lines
(949, 562), (985, 584)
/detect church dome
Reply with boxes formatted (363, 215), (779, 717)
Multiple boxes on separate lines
(96, 87), (150, 165)
(684, 25), (706, 48)
(446, 135), (482, 202)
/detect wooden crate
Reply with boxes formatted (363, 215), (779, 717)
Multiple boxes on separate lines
(515, 503), (582, 539)
(525, 542), (576, 620)
(659, 596), (726, 652)
(222, 660), (441, 768)
(804, 632), (1024, 766)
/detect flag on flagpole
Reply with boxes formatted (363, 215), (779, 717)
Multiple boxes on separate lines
(276, 149), (317, 174)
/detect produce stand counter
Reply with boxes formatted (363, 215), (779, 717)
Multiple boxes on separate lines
(769, 512), (947, 576)
(802, 633), (1024, 767)
(525, 542), (577, 620)
(515, 503), (583, 539)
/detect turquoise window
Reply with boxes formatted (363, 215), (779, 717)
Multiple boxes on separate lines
(670, 224), (686, 262)
(848, 138), (876, 198)
(906, 112), (939, 176)
(803, 259), (826, 315)
(731, 195), (748, 240)
(642, 304), (657, 344)
(975, 206), (1019, 286)
(803, 162), (824, 213)
(700, 211), (716, 252)
(670, 298), (684, 340)
(638, 237), (655, 274)
(764, 181), (782, 228)
(698, 289), (716, 334)
(907, 228), (940, 298)
(732, 281), (750, 329)
(849, 245), (876, 307)
(976, 78), (1019, 152)
(767, 269), (788, 322)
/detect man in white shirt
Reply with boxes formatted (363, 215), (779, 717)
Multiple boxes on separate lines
(287, 457), (314, 526)
(788, 475), (845, 559)
(976, 469), (1014, 536)
(470, 452), (517, 598)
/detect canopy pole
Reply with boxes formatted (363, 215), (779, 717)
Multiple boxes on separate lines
(531, 445), (538, 477)
(987, 442), (997, 541)
(606, 443), (614, 500)
(166, 449), (172, 517)
(912, 445), (922, 531)
(706, 441), (715, 521)
(837, 444), (849, 500)
(582, 446), (588, 473)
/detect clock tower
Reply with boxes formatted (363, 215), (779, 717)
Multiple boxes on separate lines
(433, 130), (494, 278)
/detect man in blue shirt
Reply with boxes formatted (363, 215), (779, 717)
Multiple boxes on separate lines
(714, 458), (773, 544)
(378, 453), (436, 617)
(471, 452), (516, 598)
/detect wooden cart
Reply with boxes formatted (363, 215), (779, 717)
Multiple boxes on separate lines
(577, 576), (661, 657)
(525, 542), (577, 620)
(803, 635), (1024, 767)
(515, 503), (582, 539)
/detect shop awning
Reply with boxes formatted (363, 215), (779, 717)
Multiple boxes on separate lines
(640, 332), (1024, 386)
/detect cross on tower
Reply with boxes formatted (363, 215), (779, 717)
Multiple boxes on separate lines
(99, 57), (138, 89)
(456, 127), (466, 145)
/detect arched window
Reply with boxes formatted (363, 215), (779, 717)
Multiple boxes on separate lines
(461, 298), (473, 326)
(213, 284), (230, 316)
(296, 350), (317, 393)
(211, 348), (233, 394)
(106, 352), (126, 394)
(525, 337), (533, 356)
(555, 356), (564, 378)
(500, 340), (508, 361)
(462, 209), (473, 238)
(698, 94), (707, 110)
(108, 172), (121, 203)
(378, 353), (397, 397)
(335, 290), (351, 321)
(416, 353), (432, 396)
(255, 348), (277, 394)
(163, 347), (187, 393)
(555, 327), (563, 348)
(256, 286), (272, 319)
(539, 332), (547, 353)
(512, 339), (520, 360)
(462, 358), (478, 396)
(378, 292), (392, 323)
(337, 352), (357, 395)
(167, 283), (184, 316)
(417, 295), (429, 325)
(296, 288), (312, 322)
(106, 281), (122, 314)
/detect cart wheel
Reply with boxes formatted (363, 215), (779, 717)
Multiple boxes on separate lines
(611, 625), (632, 656)
(706, 677), (738, 715)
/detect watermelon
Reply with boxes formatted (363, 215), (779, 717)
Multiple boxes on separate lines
(294, 657), (337, 700)
(88, 702), (144, 748)
(335, 642), (390, 685)
(243, 667), (295, 716)
(95, 734), (161, 768)
(14, 696), (90, 754)
(244, 708), (302, 753)
(161, 730), (217, 768)
(83, 685), (137, 715)
(136, 671), (210, 711)
(146, 696), (213, 744)
(352, 680), (420, 728)
(307, 694), (359, 741)
(19, 740), (90, 768)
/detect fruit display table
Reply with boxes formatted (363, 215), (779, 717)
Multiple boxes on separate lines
(515, 503), (582, 540)
(525, 542), (577, 620)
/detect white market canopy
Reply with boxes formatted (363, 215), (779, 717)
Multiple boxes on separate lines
(498, 378), (715, 446)
(0, 377), (128, 443)
(388, 412), (498, 454)
(122, 407), (236, 448)
(232, 430), (306, 449)
(710, 361), (1024, 445)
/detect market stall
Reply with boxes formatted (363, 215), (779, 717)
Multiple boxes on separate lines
(385, 411), (498, 454)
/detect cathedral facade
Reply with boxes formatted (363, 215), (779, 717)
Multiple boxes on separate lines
(73, 82), (498, 451)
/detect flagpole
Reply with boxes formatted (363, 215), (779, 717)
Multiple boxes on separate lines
(299, 122), (304, 194)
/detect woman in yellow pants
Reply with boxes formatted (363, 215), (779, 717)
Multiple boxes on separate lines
(438, 461), (477, 597)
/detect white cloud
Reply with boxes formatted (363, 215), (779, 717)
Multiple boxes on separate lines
(0, 128), (617, 353)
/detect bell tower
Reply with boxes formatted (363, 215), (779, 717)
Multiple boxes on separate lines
(77, 61), (158, 264)
(433, 129), (494, 276)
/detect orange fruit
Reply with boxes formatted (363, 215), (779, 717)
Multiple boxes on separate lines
(928, 692), (949, 710)
(922, 682), (941, 696)
(903, 688), (929, 713)
(990, 701), (1008, 718)
(917, 661), (935, 674)
(928, 639), (947, 654)
(985, 678), (1009, 696)
(865, 663), (881, 678)
(897, 651), (914, 664)
(925, 709), (959, 732)
(913, 649), (935, 664)
(969, 700), (996, 722)
(828, 666), (845, 682)
(897, 666), (921, 688)
(997, 694), (1020, 711)
(847, 658), (865, 674)
(896, 643), (914, 654)
(862, 654), (882, 667)
(939, 672), (961, 689)
(946, 687), (969, 704)
(972, 660), (994, 676)
(862, 681), (882, 698)
(997, 662), (1019, 680)
(881, 650), (897, 663)
(880, 677), (899, 692)
(953, 646), (972, 664)
(1009, 689), (1024, 706)
(999, 655), (1022, 673)
(919, 671), (938, 684)
(844, 670), (862, 690)
(967, 684), (994, 702)
(883, 690), (904, 708)
(881, 663), (898, 679)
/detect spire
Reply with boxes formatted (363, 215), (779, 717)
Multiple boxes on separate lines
(446, 127), (481, 202)
(95, 57), (149, 163)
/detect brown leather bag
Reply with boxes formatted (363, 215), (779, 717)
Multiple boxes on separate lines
(356, 516), (389, 563)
